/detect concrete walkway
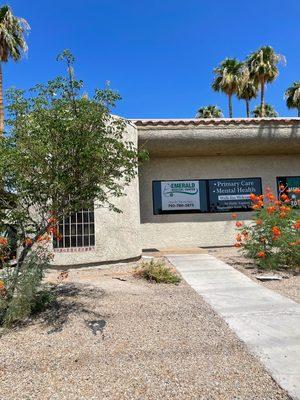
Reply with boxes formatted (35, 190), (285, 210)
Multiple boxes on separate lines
(167, 254), (300, 400)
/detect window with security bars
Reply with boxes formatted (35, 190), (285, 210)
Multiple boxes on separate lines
(53, 209), (95, 248)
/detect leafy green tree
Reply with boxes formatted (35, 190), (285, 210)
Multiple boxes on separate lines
(0, 51), (145, 321)
(212, 58), (243, 118)
(0, 5), (29, 133)
(252, 104), (278, 118)
(246, 46), (285, 117)
(285, 81), (300, 117)
(237, 68), (258, 117)
(196, 105), (223, 118)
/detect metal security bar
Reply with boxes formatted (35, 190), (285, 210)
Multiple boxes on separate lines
(53, 209), (95, 248)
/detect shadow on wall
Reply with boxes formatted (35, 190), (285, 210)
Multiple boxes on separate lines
(141, 211), (254, 224)
(257, 122), (299, 139)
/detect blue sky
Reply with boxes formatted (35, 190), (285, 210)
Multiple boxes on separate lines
(5, 0), (300, 118)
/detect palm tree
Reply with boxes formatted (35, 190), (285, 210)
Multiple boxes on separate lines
(252, 104), (278, 118)
(237, 67), (258, 117)
(0, 5), (29, 132)
(196, 105), (223, 118)
(212, 58), (243, 118)
(285, 81), (300, 117)
(246, 46), (285, 117)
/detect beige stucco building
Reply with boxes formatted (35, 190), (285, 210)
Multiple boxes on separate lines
(53, 118), (300, 266)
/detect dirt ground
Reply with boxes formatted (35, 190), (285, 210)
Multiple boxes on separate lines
(209, 246), (300, 303)
(0, 259), (289, 400)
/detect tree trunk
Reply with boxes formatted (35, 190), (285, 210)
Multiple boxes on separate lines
(260, 81), (265, 117)
(228, 94), (233, 118)
(0, 62), (3, 133)
(246, 99), (250, 118)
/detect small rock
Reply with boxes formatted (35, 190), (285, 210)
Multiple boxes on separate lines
(255, 275), (283, 281)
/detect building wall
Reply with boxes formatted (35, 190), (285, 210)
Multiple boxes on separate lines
(139, 154), (300, 248)
(53, 123), (141, 266)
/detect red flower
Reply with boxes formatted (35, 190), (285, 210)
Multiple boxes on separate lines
(255, 219), (263, 226)
(234, 243), (241, 248)
(235, 221), (243, 228)
(272, 226), (281, 237)
(294, 220), (300, 230)
(0, 237), (8, 246)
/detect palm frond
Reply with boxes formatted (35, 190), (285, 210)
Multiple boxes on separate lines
(0, 5), (30, 62)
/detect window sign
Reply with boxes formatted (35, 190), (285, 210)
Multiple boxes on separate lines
(153, 180), (207, 214)
(152, 178), (262, 214)
(277, 176), (300, 208)
(208, 178), (262, 212)
(161, 180), (200, 211)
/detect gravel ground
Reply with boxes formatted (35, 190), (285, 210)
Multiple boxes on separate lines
(0, 260), (289, 400)
(208, 247), (300, 303)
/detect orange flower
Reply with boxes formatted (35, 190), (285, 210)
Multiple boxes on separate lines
(272, 226), (281, 237)
(267, 206), (276, 214)
(235, 221), (243, 228)
(266, 192), (275, 202)
(279, 205), (290, 213)
(236, 234), (242, 242)
(274, 200), (281, 206)
(289, 239), (300, 246)
(292, 188), (300, 195)
(23, 238), (33, 246)
(255, 219), (263, 226)
(281, 194), (288, 201)
(0, 280), (5, 289)
(37, 234), (51, 243)
(252, 204), (262, 210)
(257, 251), (266, 258)
(294, 220), (300, 230)
(47, 226), (58, 236)
(231, 213), (238, 219)
(241, 230), (249, 238)
(0, 237), (8, 246)
(250, 193), (257, 201)
(279, 212), (287, 219)
(48, 217), (57, 225)
(234, 243), (242, 248)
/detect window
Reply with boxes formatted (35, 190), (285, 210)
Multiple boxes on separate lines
(153, 178), (262, 214)
(53, 209), (95, 248)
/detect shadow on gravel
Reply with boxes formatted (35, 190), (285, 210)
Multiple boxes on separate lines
(1, 283), (108, 336)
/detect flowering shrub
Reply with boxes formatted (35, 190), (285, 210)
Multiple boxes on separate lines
(234, 187), (300, 270)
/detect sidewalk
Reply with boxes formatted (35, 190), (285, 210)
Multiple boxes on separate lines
(167, 253), (300, 400)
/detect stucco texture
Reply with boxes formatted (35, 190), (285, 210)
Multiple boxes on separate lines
(139, 154), (300, 249)
(53, 123), (141, 266)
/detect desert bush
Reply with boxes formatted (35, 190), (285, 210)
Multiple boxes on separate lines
(134, 260), (181, 284)
(0, 245), (53, 326)
(234, 187), (300, 270)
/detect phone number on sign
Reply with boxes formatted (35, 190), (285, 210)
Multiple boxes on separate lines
(167, 203), (195, 208)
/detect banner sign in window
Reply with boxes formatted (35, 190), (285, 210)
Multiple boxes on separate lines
(152, 178), (262, 214)
(208, 178), (262, 212)
(161, 180), (200, 211)
(277, 176), (300, 208)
